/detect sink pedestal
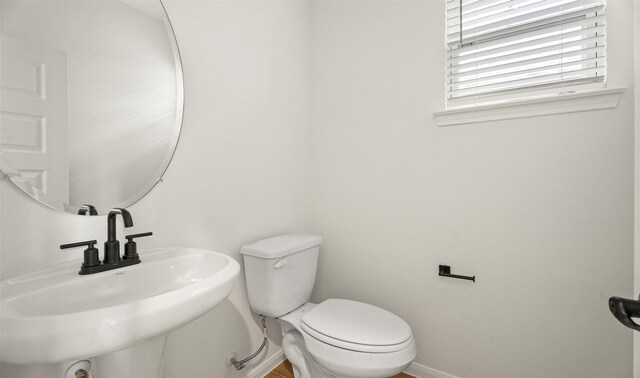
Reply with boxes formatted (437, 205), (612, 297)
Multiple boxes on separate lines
(0, 336), (167, 378)
(94, 335), (166, 378)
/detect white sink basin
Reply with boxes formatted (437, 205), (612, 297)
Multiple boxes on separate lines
(0, 247), (240, 365)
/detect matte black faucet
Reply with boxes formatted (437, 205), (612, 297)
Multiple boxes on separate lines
(60, 208), (153, 275)
(77, 204), (98, 216)
(104, 208), (133, 263)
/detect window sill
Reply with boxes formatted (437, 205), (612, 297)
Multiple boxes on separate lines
(433, 87), (626, 127)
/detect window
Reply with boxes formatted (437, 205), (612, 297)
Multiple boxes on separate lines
(445, 0), (607, 108)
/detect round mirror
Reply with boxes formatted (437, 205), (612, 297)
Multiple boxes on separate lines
(0, 0), (183, 215)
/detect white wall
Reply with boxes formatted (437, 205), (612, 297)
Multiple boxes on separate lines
(308, 1), (635, 377)
(0, 1), (310, 377)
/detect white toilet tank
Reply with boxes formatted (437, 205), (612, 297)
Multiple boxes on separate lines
(240, 234), (322, 318)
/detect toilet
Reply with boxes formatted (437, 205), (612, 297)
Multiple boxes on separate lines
(240, 234), (416, 378)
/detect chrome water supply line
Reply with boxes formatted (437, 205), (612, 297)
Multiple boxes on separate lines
(231, 315), (268, 370)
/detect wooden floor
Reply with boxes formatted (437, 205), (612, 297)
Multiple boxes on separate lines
(265, 359), (414, 378)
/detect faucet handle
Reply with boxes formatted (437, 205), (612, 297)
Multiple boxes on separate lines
(125, 232), (153, 241)
(60, 240), (97, 250)
(60, 240), (101, 273)
(124, 232), (153, 261)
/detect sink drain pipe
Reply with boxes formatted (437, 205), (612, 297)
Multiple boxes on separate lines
(231, 315), (268, 370)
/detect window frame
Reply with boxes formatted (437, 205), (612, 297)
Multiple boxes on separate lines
(435, 0), (625, 126)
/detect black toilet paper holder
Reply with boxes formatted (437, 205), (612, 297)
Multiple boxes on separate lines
(438, 265), (475, 282)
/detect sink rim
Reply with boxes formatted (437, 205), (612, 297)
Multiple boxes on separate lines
(0, 247), (240, 365)
(2, 247), (231, 318)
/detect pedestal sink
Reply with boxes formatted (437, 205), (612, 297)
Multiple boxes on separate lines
(0, 247), (240, 377)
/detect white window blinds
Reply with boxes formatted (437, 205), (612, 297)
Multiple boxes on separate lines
(446, 0), (607, 108)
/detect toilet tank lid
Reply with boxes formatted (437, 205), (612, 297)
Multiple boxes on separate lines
(240, 234), (322, 259)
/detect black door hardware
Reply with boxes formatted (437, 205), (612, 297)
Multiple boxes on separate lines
(439, 265), (475, 282)
(609, 295), (640, 332)
(60, 209), (152, 275)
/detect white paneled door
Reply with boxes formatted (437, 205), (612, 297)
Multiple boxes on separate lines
(0, 34), (68, 210)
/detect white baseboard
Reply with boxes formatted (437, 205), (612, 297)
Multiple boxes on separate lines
(246, 349), (460, 378)
(248, 349), (285, 378)
(404, 362), (462, 378)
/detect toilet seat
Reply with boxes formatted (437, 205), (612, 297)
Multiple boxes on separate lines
(301, 299), (413, 354)
(301, 325), (414, 354)
(279, 300), (417, 378)
(298, 299), (416, 377)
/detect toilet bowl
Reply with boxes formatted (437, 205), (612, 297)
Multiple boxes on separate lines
(280, 300), (416, 378)
(240, 234), (416, 378)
